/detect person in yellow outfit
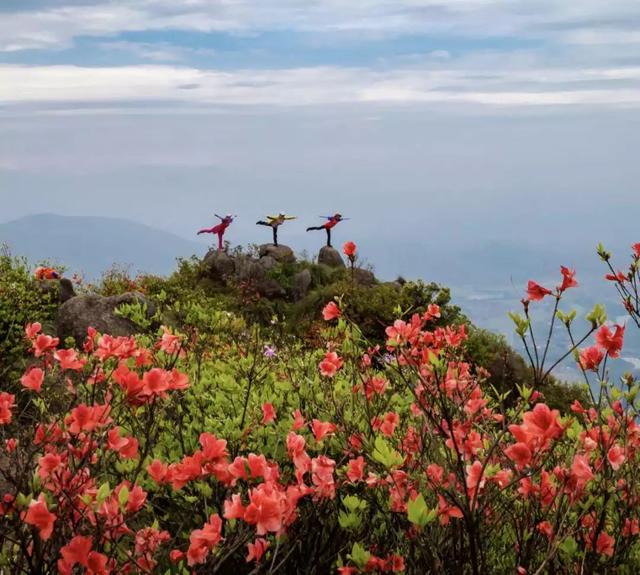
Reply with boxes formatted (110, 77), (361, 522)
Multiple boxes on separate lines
(256, 213), (297, 246)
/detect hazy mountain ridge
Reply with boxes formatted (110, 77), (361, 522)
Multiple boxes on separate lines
(0, 213), (204, 279)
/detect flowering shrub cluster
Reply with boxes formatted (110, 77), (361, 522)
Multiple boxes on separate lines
(2, 242), (640, 574)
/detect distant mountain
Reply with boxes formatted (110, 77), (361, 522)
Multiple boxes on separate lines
(0, 214), (203, 279)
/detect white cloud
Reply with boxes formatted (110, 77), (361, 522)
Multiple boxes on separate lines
(3, 62), (640, 108)
(1, 0), (639, 52)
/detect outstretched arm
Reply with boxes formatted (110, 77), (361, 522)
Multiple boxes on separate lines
(214, 214), (224, 221)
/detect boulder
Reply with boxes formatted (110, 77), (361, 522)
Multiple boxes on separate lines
(257, 278), (286, 299)
(353, 268), (376, 287)
(318, 246), (345, 268)
(292, 269), (312, 301)
(57, 292), (155, 345)
(38, 278), (77, 303)
(259, 244), (296, 264)
(258, 256), (278, 271)
(202, 249), (236, 283)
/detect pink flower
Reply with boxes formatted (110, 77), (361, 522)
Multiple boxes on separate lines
(570, 454), (594, 489)
(59, 535), (93, 571)
(633, 243), (640, 258)
(244, 485), (285, 535)
(319, 351), (343, 377)
(291, 409), (305, 430)
(504, 442), (532, 469)
(526, 281), (553, 301)
(559, 266), (578, 291)
(147, 459), (169, 484)
(25, 322), (42, 339)
(24, 494), (56, 540)
(224, 494), (246, 520)
(380, 412), (399, 437)
(33, 333), (59, 357)
(54, 349), (85, 370)
(595, 324), (625, 358)
(159, 326), (182, 355)
(346, 457), (365, 483)
(261, 403), (276, 425)
(246, 538), (269, 563)
(607, 445), (625, 471)
(322, 301), (341, 321)
(187, 514), (223, 566)
(595, 531), (615, 557)
(312, 419), (337, 442)
(579, 345), (604, 371)
(20, 367), (44, 392)
(342, 241), (357, 258)
(0, 392), (16, 425)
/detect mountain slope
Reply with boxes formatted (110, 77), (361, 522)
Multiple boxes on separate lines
(0, 214), (203, 279)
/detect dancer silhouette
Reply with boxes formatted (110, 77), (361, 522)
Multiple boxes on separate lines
(197, 214), (234, 250)
(256, 213), (297, 246)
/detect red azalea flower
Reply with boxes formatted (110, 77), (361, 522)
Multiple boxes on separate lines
(261, 402), (276, 425)
(319, 351), (343, 377)
(24, 495), (56, 540)
(21, 367), (44, 392)
(595, 324), (625, 358)
(342, 241), (357, 258)
(579, 346), (604, 371)
(559, 266), (578, 291)
(526, 281), (553, 301)
(246, 538), (269, 563)
(322, 301), (341, 321)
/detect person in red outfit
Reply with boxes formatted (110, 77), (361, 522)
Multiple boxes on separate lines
(34, 266), (60, 280)
(197, 214), (234, 250)
(306, 213), (347, 247)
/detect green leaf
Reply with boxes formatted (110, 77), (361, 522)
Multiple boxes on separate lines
(559, 536), (578, 558)
(349, 542), (371, 569)
(372, 436), (404, 469)
(96, 482), (111, 504)
(586, 304), (607, 327)
(118, 485), (130, 507)
(407, 494), (435, 528)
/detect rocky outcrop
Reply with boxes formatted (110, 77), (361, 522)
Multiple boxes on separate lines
(352, 268), (376, 287)
(258, 244), (295, 264)
(57, 292), (155, 345)
(292, 269), (312, 301)
(318, 246), (345, 268)
(38, 278), (77, 303)
(201, 249), (287, 298)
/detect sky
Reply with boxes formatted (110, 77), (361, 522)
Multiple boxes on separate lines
(1, 0), (640, 285)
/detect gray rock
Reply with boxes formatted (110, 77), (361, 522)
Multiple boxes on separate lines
(353, 268), (376, 287)
(202, 249), (236, 282)
(235, 256), (266, 283)
(258, 278), (286, 299)
(258, 244), (296, 263)
(38, 278), (77, 303)
(57, 292), (155, 345)
(318, 246), (345, 268)
(258, 256), (278, 271)
(292, 269), (312, 301)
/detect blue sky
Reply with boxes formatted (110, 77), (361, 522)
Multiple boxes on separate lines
(1, 0), (640, 269)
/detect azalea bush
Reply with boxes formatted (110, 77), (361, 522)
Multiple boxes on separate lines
(2, 242), (640, 574)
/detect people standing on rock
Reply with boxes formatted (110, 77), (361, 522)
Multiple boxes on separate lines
(34, 266), (60, 280)
(197, 214), (234, 251)
(256, 213), (297, 246)
(306, 213), (347, 247)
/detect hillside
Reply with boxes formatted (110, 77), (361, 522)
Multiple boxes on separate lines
(0, 213), (203, 279)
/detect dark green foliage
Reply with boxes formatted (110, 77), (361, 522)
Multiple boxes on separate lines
(465, 327), (591, 413)
(0, 247), (58, 391)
